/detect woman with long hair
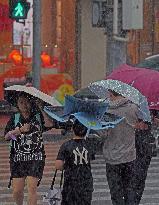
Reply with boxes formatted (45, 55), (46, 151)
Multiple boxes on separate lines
(4, 92), (56, 205)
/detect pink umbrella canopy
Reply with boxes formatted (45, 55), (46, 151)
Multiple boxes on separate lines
(107, 64), (159, 110)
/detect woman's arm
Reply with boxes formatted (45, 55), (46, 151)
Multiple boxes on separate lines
(4, 115), (21, 140)
(5, 126), (21, 140)
(5, 123), (31, 140)
(40, 108), (55, 128)
(36, 100), (57, 129)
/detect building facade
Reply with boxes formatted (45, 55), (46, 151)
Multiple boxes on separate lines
(0, 0), (159, 90)
(127, 0), (159, 64)
(0, 0), (12, 58)
(41, 0), (107, 89)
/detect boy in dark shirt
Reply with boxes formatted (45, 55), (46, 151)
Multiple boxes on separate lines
(55, 119), (93, 205)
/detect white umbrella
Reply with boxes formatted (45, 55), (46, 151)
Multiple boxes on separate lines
(5, 85), (62, 107)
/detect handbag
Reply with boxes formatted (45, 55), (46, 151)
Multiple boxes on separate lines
(43, 169), (63, 205)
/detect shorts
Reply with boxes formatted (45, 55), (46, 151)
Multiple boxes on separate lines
(10, 160), (45, 179)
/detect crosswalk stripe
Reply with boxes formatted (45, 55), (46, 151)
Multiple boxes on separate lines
(1, 142), (159, 204)
(0, 202), (42, 205)
(92, 194), (159, 201)
(140, 204), (159, 205)
(93, 186), (159, 192)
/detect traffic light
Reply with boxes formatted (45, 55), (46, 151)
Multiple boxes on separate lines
(9, 0), (30, 20)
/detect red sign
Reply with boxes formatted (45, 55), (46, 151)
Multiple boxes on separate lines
(0, 3), (13, 31)
(155, 10), (159, 19)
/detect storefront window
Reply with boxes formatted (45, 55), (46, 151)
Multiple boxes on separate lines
(0, 0), (76, 105)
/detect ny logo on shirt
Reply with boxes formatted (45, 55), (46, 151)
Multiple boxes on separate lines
(73, 147), (88, 165)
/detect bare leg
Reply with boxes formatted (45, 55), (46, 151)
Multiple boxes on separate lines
(12, 177), (25, 205)
(27, 176), (39, 205)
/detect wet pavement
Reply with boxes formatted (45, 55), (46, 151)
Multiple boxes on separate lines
(1, 113), (159, 204)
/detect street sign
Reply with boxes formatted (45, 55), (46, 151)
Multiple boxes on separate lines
(9, 0), (30, 20)
(13, 2), (25, 18)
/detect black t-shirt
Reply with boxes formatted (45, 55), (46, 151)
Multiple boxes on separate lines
(4, 111), (46, 162)
(56, 139), (93, 191)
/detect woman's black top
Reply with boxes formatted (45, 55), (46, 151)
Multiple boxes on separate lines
(4, 111), (46, 162)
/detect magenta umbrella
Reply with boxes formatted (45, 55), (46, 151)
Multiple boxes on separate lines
(107, 64), (159, 110)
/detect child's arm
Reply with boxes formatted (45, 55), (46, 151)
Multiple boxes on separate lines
(55, 160), (64, 170)
(55, 143), (66, 170)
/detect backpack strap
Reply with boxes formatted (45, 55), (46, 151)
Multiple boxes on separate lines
(35, 113), (42, 128)
(14, 113), (20, 127)
(8, 113), (20, 155)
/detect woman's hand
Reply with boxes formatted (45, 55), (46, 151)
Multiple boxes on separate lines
(134, 121), (149, 130)
(153, 117), (159, 126)
(5, 126), (22, 140)
(5, 123), (31, 140)
(20, 123), (30, 133)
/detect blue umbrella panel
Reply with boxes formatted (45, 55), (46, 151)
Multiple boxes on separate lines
(44, 95), (109, 123)
(72, 112), (124, 130)
(44, 95), (125, 132)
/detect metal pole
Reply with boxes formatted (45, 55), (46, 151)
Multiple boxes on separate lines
(32, 0), (41, 89)
(21, 32), (24, 65)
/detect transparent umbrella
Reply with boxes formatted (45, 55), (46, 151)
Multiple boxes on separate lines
(88, 79), (151, 122)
